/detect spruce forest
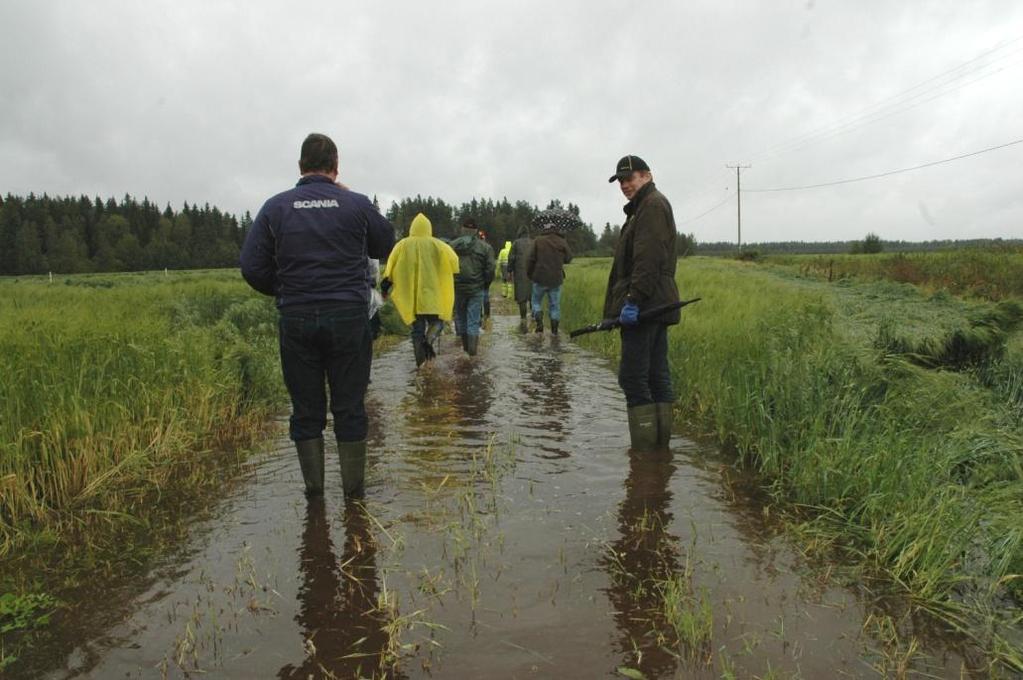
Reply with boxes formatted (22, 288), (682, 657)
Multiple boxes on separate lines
(0, 193), (630, 276)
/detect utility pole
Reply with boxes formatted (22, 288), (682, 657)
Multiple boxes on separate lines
(726, 164), (751, 254)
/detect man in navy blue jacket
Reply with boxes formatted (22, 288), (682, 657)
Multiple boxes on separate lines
(241, 133), (395, 500)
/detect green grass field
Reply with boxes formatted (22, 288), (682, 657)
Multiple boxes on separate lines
(561, 255), (1023, 670)
(0, 271), (286, 555)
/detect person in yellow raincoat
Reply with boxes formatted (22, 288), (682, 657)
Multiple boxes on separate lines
(381, 213), (459, 366)
(497, 241), (513, 297)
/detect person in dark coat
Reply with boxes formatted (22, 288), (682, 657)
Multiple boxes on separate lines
(240, 133), (396, 499)
(507, 224), (534, 322)
(602, 155), (681, 452)
(527, 227), (572, 335)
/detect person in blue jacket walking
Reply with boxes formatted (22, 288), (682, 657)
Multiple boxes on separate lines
(240, 133), (395, 501)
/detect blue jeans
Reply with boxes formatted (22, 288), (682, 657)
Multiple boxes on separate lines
(531, 283), (562, 320)
(453, 290), (485, 337)
(618, 323), (673, 408)
(278, 302), (372, 442)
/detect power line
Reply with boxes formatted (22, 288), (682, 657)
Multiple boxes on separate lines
(750, 36), (1023, 163)
(676, 191), (734, 226)
(745, 137), (1023, 193)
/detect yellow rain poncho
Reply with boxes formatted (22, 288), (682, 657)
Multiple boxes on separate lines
(382, 213), (459, 325)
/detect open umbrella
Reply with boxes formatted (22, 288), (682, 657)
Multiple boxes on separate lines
(531, 208), (583, 234)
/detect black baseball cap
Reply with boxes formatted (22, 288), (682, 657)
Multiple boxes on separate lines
(608, 155), (650, 182)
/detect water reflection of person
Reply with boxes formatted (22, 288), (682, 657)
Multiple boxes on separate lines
(278, 499), (397, 680)
(519, 347), (571, 453)
(604, 450), (682, 678)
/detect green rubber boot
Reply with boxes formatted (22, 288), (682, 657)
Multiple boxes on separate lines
(627, 404), (658, 452)
(337, 439), (367, 500)
(295, 437), (325, 497)
(466, 334), (479, 357)
(655, 402), (673, 449)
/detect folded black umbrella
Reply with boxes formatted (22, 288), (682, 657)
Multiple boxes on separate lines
(569, 298), (701, 338)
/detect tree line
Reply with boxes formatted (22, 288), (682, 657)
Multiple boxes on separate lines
(1, 191), (705, 276)
(0, 193), (250, 275)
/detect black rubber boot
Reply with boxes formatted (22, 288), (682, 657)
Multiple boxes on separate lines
(295, 437), (325, 497)
(337, 439), (367, 501)
(550, 320), (559, 336)
(459, 334), (468, 353)
(466, 334), (479, 356)
(413, 338), (428, 367)
(655, 402), (673, 448)
(518, 301), (528, 319)
(534, 313), (543, 334)
(626, 404), (658, 452)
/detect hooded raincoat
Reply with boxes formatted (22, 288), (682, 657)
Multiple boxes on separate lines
(382, 213), (459, 325)
(507, 225), (534, 304)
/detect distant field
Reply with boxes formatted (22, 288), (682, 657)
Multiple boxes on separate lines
(561, 255), (1023, 670)
(761, 247), (1023, 299)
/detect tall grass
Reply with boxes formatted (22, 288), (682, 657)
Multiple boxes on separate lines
(0, 271), (284, 557)
(562, 257), (1023, 670)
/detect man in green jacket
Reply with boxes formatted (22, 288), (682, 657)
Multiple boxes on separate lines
(449, 217), (496, 356)
(603, 155), (681, 451)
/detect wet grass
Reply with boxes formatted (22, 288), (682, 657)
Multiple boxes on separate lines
(561, 256), (1023, 673)
(0, 269), (288, 668)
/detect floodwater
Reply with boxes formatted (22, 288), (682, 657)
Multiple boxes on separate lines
(37, 310), (979, 679)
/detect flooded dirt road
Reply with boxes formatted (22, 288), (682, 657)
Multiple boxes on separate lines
(42, 311), (975, 679)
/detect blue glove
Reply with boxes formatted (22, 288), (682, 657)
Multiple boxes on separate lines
(619, 300), (640, 327)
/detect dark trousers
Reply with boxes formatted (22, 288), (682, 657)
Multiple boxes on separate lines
(410, 314), (441, 343)
(618, 323), (673, 408)
(278, 302), (372, 442)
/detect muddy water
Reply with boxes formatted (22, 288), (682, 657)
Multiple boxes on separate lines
(43, 312), (975, 679)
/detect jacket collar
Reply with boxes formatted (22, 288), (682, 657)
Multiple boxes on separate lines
(297, 174), (335, 186)
(623, 181), (656, 216)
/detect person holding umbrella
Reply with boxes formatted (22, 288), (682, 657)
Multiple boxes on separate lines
(603, 155), (681, 452)
(526, 208), (576, 335)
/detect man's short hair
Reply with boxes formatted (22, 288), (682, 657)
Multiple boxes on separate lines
(299, 133), (338, 174)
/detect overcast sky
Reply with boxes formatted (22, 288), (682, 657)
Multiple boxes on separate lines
(2, 1), (1021, 243)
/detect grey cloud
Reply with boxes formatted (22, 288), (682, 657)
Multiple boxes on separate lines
(1, 0), (1021, 243)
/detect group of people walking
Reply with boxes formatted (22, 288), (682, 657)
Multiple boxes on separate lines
(240, 134), (681, 501)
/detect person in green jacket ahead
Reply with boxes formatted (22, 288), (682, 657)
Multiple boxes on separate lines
(449, 217), (496, 356)
(603, 155), (681, 452)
